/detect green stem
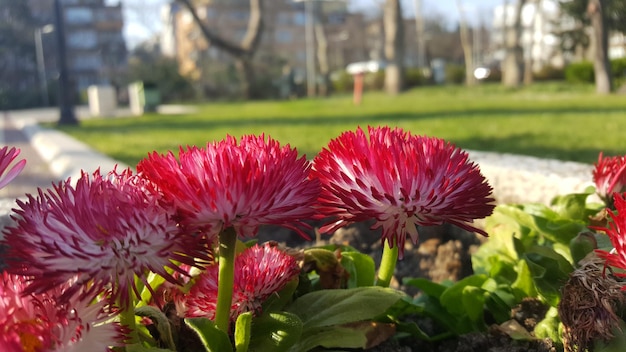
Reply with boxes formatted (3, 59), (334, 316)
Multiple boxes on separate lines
(215, 226), (238, 332)
(119, 289), (140, 344)
(376, 241), (399, 287)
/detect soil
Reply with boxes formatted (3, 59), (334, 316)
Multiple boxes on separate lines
(257, 221), (560, 352)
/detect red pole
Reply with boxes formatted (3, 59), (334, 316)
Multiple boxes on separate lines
(353, 72), (364, 106)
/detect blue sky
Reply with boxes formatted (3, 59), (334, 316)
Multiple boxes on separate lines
(118, 0), (506, 48)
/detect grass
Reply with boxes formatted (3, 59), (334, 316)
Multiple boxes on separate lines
(55, 82), (626, 166)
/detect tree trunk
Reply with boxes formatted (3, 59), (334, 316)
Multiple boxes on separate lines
(524, 0), (542, 85)
(383, 0), (405, 95)
(456, 0), (475, 86)
(314, 3), (330, 97)
(588, 0), (613, 94)
(502, 0), (526, 88)
(177, 0), (264, 99)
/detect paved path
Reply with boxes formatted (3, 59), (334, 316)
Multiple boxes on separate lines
(0, 112), (58, 202)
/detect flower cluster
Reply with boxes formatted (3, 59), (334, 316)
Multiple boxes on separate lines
(0, 273), (123, 352)
(180, 242), (300, 322)
(311, 126), (495, 258)
(4, 168), (209, 309)
(593, 152), (626, 205)
(0, 146), (26, 189)
(0, 126), (498, 350)
(137, 135), (320, 239)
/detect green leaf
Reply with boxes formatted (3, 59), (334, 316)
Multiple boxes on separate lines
(288, 321), (395, 352)
(484, 290), (515, 323)
(125, 343), (174, 352)
(184, 317), (233, 352)
(249, 311), (302, 352)
(569, 231), (598, 266)
(288, 325), (367, 351)
(411, 295), (467, 334)
(511, 260), (538, 299)
(550, 192), (594, 221)
(286, 287), (405, 330)
(440, 275), (488, 316)
(262, 277), (299, 313)
(340, 251), (375, 287)
(403, 277), (448, 298)
(235, 312), (252, 352)
(533, 306), (562, 344)
(135, 306), (176, 350)
(462, 286), (486, 324)
(523, 246), (573, 306)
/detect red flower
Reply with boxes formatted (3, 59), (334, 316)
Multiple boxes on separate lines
(0, 146), (26, 189)
(179, 243), (300, 321)
(137, 135), (320, 239)
(0, 272), (123, 351)
(593, 152), (626, 203)
(311, 126), (495, 258)
(595, 194), (626, 282)
(3, 169), (209, 308)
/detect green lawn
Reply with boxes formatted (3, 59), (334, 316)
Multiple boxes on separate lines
(56, 83), (626, 166)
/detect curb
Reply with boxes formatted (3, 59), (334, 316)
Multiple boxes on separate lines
(12, 117), (129, 184)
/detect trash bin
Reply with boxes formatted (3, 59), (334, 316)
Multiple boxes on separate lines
(87, 85), (117, 117)
(128, 81), (160, 116)
(143, 82), (160, 113)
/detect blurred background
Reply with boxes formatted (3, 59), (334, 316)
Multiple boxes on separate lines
(1, 0), (625, 110)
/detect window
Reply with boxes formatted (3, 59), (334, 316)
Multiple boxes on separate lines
(293, 12), (305, 26)
(67, 31), (97, 49)
(72, 54), (102, 70)
(230, 11), (249, 21)
(65, 7), (93, 24)
(275, 31), (293, 43)
(277, 13), (291, 25)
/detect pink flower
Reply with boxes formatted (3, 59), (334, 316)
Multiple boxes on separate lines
(180, 243), (300, 321)
(137, 135), (320, 239)
(0, 146), (26, 189)
(595, 194), (626, 282)
(311, 126), (495, 258)
(0, 272), (123, 351)
(593, 152), (626, 203)
(3, 169), (209, 308)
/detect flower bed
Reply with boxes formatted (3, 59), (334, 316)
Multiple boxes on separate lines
(1, 128), (625, 352)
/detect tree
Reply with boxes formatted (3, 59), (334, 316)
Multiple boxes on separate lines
(129, 46), (194, 103)
(456, 0), (476, 86)
(560, 0), (626, 93)
(313, 2), (331, 97)
(501, 0), (527, 88)
(588, 0), (612, 93)
(0, 0), (38, 109)
(383, 0), (404, 95)
(177, 0), (264, 99)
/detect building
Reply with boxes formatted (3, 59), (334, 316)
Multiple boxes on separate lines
(491, 0), (625, 73)
(491, 0), (566, 71)
(28, 0), (128, 97)
(160, 0), (369, 94)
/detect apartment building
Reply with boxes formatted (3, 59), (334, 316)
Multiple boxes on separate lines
(28, 0), (128, 95)
(491, 0), (566, 71)
(492, 0), (625, 72)
(161, 0), (369, 86)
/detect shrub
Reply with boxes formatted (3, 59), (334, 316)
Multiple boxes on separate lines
(331, 71), (353, 93)
(564, 61), (594, 83)
(404, 68), (432, 88)
(534, 65), (565, 81)
(611, 58), (626, 87)
(445, 64), (466, 84)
